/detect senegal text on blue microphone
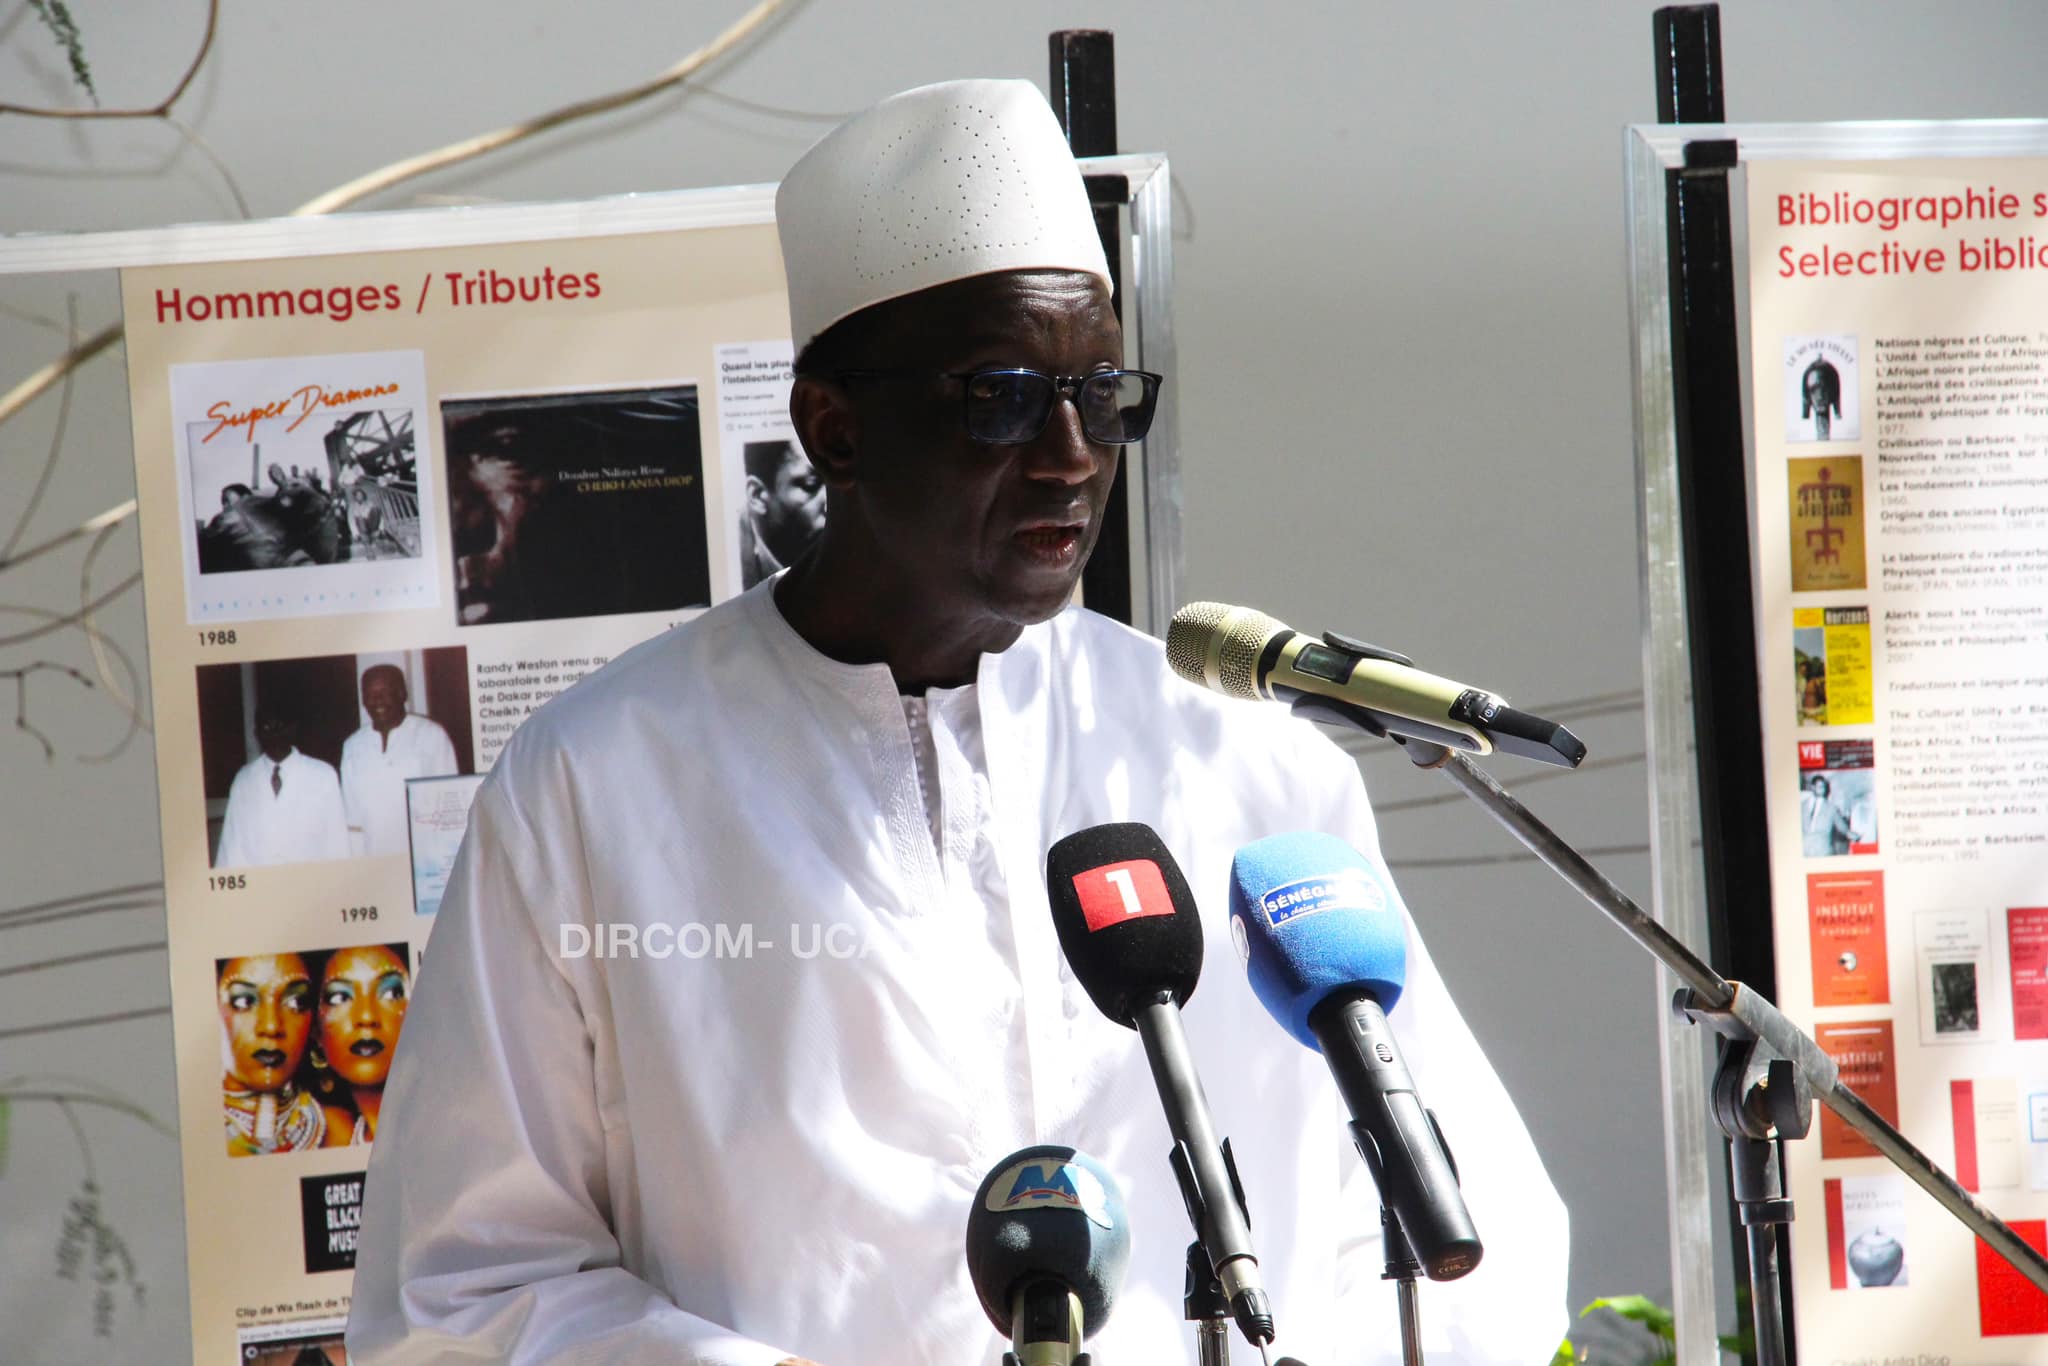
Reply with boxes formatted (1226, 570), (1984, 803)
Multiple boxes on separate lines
(1259, 867), (1388, 926)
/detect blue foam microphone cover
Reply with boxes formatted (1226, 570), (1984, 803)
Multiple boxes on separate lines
(1227, 831), (1408, 1049)
(965, 1145), (1131, 1340)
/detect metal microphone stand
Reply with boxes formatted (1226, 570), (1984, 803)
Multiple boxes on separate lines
(1185, 1242), (1300, 1366)
(1286, 695), (2048, 1354)
(1184, 1240), (1235, 1366)
(1669, 1002), (1808, 1366)
(1381, 1207), (1426, 1366)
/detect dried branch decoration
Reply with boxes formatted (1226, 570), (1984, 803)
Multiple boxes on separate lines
(1, 0), (788, 435)
(0, 0), (790, 760)
(25, 0), (96, 106)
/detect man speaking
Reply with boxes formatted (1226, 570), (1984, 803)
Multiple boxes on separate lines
(347, 79), (1565, 1364)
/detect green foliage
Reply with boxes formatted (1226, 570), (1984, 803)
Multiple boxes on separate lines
(1588, 1294), (1676, 1339)
(1552, 1292), (1754, 1365)
(28, 0), (98, 104)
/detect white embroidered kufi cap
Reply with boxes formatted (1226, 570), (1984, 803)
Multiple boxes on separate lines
(775, 79), (1112, 353)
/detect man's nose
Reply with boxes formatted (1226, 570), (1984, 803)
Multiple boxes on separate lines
(1023, 393), (1106, 485)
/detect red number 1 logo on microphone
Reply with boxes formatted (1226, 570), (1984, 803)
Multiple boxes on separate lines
(1074, 859), (1175, 932)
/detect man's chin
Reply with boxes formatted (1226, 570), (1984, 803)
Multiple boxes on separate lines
(989, 565), (1090, 627)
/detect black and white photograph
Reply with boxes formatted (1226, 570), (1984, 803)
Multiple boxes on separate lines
(1930, 961), (1982, 1036)
(713, 340), (814, 594)
(168, 350), (441, 622)
(736, 437), (825, 589)
(1797, 738), (1879, 857)
(1783, 333), (1861, 443)
(196, 647), (474, 868)
(190, 409), (421, 573)
(1914, 908), (1993, 1047)
(442, 385), (709, 625)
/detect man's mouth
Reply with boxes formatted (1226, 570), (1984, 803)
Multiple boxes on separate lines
(1013, 520), (1085, 563)
(252, 1049), (287, 1069)
(350, 1039), (385, 1058)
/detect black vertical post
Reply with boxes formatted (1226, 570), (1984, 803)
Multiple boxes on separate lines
(1654, 7), (1794, 1362)
(1655, 5), (1724, 123)
(1050, 28), (1134, 626)
(1656, 0), (1774, 1005)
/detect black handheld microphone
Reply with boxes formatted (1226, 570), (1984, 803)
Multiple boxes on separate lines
(1165, 600), (1586, 768)
(966, 1146), (1131, 1366)
(1045, 823), (1277, 1349)
(1229, 832), (1482, 1281)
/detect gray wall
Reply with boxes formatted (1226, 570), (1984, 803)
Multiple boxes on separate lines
(5, 2), (2047, 1358)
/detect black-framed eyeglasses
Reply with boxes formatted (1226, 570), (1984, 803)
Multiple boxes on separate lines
(838, 367), (1164, 446)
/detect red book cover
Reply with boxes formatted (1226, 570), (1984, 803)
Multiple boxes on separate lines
(1809, 871), (1889, 1006)
(1824, 1179), (1848, 1289)
(1977, 1219), (2048, 1336)
(1953, 1079), (1980, 1192)
(2011, 908), (2048, 1041)
(1817, 1020), (1897, 1159)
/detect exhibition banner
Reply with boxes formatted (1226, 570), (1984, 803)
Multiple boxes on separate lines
(1749, 158), (2048, 1356)
(118, 208), (800, 1361)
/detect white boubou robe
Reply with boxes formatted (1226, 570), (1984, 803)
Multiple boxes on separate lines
(342, 711), (460, 858)
(346, 582), (1568, 1365)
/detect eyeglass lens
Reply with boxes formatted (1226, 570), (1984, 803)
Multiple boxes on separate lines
(963, 371), (1157, 445)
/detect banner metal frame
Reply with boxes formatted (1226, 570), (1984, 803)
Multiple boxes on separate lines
(1626, 116), (2048, 1361)
(0, 152), (1181, 637)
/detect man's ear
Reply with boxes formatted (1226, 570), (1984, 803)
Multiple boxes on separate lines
(744, 475), (770, 517)
(790, 376), (861, 489)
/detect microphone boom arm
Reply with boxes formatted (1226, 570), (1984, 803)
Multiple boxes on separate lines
(1300, 697), (2048, 1301)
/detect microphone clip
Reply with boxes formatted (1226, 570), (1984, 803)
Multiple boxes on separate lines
(1166, 1135), (1254, 1239)
(1285, 694), (1457, 770)
(1319, 630), (1414, 668)
(1168, 1139), (1275, 1347)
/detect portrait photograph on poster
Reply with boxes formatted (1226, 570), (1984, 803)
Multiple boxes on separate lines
(196, 647), (474, 868)
(1797, 738), (1880, 856)
(713, 340), (816, 592)
(215, 943), (411, 1158)
(736, 438), (824, 590)
(441, 385), (710, 626)
(167, 350), (441, 622)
